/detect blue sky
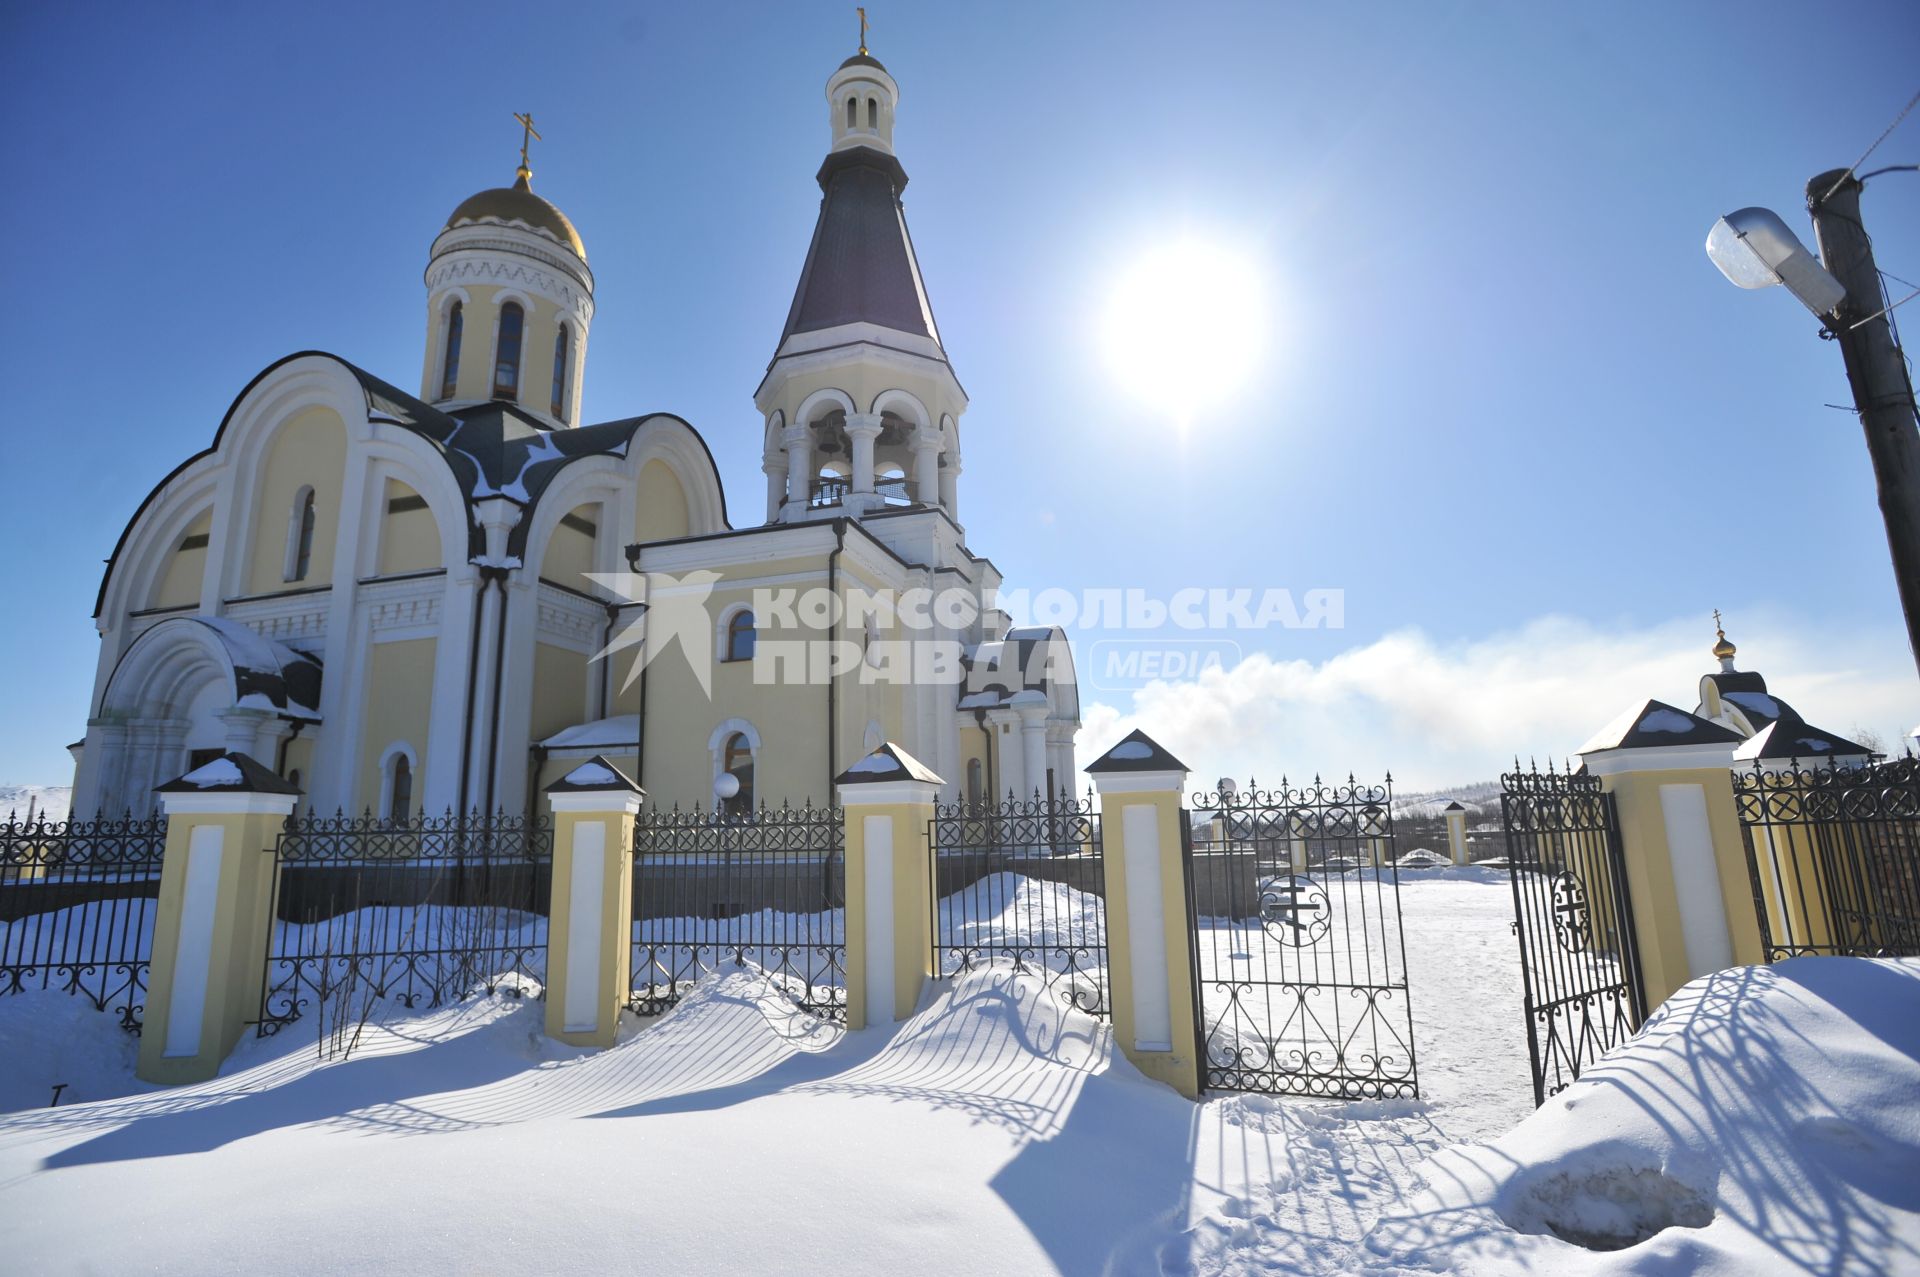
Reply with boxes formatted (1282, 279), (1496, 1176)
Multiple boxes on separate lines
(2, 1), (1917, 787)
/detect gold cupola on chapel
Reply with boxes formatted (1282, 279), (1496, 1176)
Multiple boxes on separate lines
(420, 113), (594, 427)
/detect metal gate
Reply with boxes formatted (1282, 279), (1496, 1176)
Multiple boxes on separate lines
(630, 802), (846, 1023)
(1733, 755), (1920, 960)
(1186, 777), (1419, 1099)
(1499, 764), (1645, 1105)
(928, 792), (1108, 1017)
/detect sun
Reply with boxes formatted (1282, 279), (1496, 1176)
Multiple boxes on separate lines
(1103, 239), (1267, 425)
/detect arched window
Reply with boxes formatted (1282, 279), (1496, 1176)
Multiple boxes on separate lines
(493, 302), (524, 401)
(846, 96), (857, 129)
(550, 325), (571, 421)
(381, 746), (416, 824)
(722, 731), (754, 815)
(285, 486), (317, 582)
(439, 301), (463, 399)
(867, 97), (878, 128)
(724, 609), (756, 662)
(967, 758), (984, 807)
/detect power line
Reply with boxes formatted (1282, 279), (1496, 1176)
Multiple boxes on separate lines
(1819, 88), (1920, 204)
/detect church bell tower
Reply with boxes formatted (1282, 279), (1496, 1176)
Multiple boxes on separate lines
(755, 41), (967, 525)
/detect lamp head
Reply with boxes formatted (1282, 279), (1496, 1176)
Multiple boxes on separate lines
(1706, 207), (1847, 317)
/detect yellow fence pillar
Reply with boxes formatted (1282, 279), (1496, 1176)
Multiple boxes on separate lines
(137, 754), (300, 1086)
(1087, 729), (1202, 1099)
(835, 743), (943, 1030)
(1444, 803), (1469, 866)
(1579, 700), (1767, 1011)
(544, 756), (642, 1048)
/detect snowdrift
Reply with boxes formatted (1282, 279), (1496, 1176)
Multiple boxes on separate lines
(1372, 956), (1920, 1275)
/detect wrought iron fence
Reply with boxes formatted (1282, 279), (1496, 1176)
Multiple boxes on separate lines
(1187, 776), (1419, 1098)
(630, 802), (846, 1022)
(0, 813), (169, 1033)
(1734, 754), (1920, 960)
(1500, 763), (1644, 1106)
(928, 790), (1108, 1017)
(256, 811), (552, 1051)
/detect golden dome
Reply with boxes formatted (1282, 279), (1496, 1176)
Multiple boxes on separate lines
(443, 173), (585, 261)
(1713, 627), (1737, 662)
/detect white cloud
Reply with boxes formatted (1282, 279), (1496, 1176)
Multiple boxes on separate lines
(1078, 612), (1919, 791)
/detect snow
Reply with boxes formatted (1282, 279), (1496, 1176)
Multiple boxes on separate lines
(1638, 708), (1699, 734)
(846, 751), (902, 774)
(1107, 739), (1155, 760)
(538, 715), (639, 749)
(560, 760), (619, 786)
(179, 757), (244, 787)
(0, 872), (1911, 1274)
(1371, 956), (1920, 1274)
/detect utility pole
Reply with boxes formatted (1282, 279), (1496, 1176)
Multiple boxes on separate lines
(1806, 168), (1920, 678)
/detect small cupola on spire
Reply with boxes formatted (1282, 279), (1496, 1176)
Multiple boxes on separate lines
(829, 10), (898, 155)
(1712, 610), (1738, 671)
(421, 113), (594, 427)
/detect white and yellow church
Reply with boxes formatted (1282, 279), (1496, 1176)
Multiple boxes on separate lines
(71, 48), (1081, 821)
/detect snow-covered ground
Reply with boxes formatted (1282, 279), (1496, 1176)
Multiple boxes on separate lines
(0, 784), (72, 824)
(0, 870), (1913, 1274)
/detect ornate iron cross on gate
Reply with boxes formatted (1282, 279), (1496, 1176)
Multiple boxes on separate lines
(1259, 875), (1331, 947)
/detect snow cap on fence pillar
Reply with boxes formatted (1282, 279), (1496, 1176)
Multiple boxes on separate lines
(1086, 730), (1187, 792)
(835, 742), (944, 788)
(1576, 699), (1741, 777)
(154, 752), (301, 797)
(546, 755), (643, 795)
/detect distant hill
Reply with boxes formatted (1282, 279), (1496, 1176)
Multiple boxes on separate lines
(1, 785), (72, 823)
(1394, 780), (1501, 822)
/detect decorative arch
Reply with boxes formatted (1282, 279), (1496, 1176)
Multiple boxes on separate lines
(795, 387), (857, 427)
(869, 388), (931, 433)
(708, 717), (762, 812)
(377, 740), (419, 821)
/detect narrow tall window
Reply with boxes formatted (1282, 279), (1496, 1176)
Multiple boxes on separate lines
(867, 97), (877, 128)
(723, 732), (754, 815)
(846, 97), (857, 129)
(387, 754), (413, 823)
(967, 758), (984, 807)
(439, 301), (463, 399)
(725, 610), (756, 662)
(493, 302), (524, 401)
(551, 325), (570, 420)
(287, 487), (317, 582)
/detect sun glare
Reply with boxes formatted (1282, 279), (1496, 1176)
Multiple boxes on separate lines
(1103, 239), (1268, 425)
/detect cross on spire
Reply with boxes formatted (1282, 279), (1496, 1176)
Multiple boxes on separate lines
(513, 111), (541, 186)
(857, 6), (868, 54)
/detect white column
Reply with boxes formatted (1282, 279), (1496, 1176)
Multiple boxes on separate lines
(763, 460), (786, 523)
(913, 437), (941, 507)
(846, 413), (883, 494)
(782, 423), (811, 520)
(939, 457), (961, 523)
(1013, 694), (1049, 799)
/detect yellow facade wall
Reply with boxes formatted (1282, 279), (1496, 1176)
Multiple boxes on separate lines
(634, 460), (690, 544)
(355, 637), (437, 813)
(246, 406), (348, 596)
(531, 641), (592, 746)
(150, 509), (212, 610)
(376, 479), (441, 577)
(540, 503), (600, 590)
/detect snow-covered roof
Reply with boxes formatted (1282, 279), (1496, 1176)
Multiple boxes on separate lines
(1733, 719), (1875, 763)
(1086, 729), (1188, 775)
(1578, 699), (1742, 754)
(539, 715), (640, 751)
(182, 616), (323, 720)
(957, 627), (1075, 711)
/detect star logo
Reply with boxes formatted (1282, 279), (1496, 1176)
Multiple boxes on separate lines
(582, 568), (723, 700)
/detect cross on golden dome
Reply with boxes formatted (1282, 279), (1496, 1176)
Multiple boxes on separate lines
(513, 111), (541, 187)
(1712, 609), (1737, 662)
(857, 7), (869, 55)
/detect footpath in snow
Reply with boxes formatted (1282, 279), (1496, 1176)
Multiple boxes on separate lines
(0, 871), (1914, 1274)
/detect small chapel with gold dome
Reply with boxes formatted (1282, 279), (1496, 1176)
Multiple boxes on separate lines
(70, 47), (1081, 821)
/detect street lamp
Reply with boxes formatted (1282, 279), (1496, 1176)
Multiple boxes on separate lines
(1706, 171), (1920, 679)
